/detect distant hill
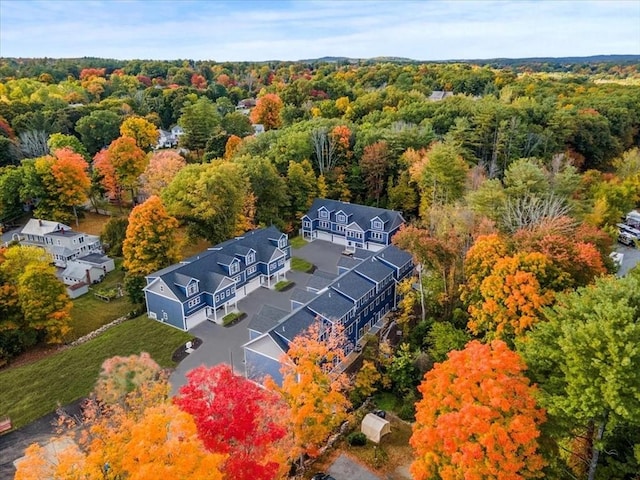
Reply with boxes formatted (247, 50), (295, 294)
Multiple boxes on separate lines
(297, 54), (640, 66)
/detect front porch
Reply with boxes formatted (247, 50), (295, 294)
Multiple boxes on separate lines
(206, 301), (238, 325)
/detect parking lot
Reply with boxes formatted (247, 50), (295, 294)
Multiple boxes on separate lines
(169, 239), (347, 394)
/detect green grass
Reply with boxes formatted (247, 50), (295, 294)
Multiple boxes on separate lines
(289, 236), (308, 249)
(68, 260), (136, 340)
(373, 391), (399, 411)
(291, 256), (314, 273)
(274, 280), (294, 291)
(0, 317), (192, 429)
(222, 311), (245, 326)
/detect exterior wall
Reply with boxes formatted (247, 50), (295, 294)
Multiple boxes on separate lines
(244, 350), (283, 385)
(146, 292), (185, 330)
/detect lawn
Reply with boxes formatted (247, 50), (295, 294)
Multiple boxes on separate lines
(68, 259), (136, 340)
(289, 236), (308, 249)
(0, 317), (192, 430)
(291, 256), (314, 273)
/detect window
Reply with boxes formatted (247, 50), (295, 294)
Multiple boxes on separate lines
(78, 236), (84, 243)
(319, 209), (328, 218)
(57, 239), (62, 246)
(159, 285), (164, 292)
(187, 297), (201, 308)
(319, 220), (330, 229)
(278, 258), (284, 266)
(337, 213), (346, 223)
(335, 224), (345, 234)
(303, 220), (311, 228)
(162, 311), (168, 320)
(246, 252), (256, 264)
(372, 220), (383, 230)
(231, 287), (235, 294)
(221, 291), (225, 300)
(370, 231), (384, 241)
(347, 324), (354, 335)
(233, 275), (242, 284)
(187, 283), (198, 296)
(279, 237), (287, 248)
(230, 262), (239, 274)
(148, 311), (157, 319)
(215, 294), (220, 302)
(247, 265), (257, 275)
(226, 288), (231, 296)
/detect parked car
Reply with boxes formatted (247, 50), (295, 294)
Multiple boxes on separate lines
(312, 474), (336, 480)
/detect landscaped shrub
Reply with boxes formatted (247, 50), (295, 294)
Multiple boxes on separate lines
(291, 256), (314, 272)
(274, 280), (294, 291)
(222, 311), (245, 326)
(347, 431), (367, 446)
(398, 401), (416, 422)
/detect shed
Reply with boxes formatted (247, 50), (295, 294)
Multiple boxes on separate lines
(361, 412), (391, 443)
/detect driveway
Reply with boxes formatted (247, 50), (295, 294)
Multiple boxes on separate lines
(325, 454), (382, 480)
(169, 239), (346, 394)
(615, 244), (640, 277)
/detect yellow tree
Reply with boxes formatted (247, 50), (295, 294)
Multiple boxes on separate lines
(120, 116), (159, 151)
(268, 321), (351, 461)
(122, 195), (180, 276)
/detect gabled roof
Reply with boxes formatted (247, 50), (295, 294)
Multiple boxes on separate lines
(290, 287), (317, 305)
(270, 308), (317, 343)
(173, 273), (195, 287)
(21, 218), (70, 237)
(353, 256), (394, 283)
(243, 332), (287, 362)
(307, 290), (354, 321)
(374, 245), (413, 270)
(61, 262), (88, 279)
(331, 271), (375, 302)
(145, 226), (288, 301)
(305, 199), (405, 233)
(306, 270), (337, 291)
(249, 305), (289, 334)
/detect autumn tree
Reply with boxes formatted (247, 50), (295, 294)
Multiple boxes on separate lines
(519, 272), (640, 480)
(175, 364), (293, 480)
(123, 195), (180, 277)
(411, 340), (546, 480)
(162, 161), (251, 243)
(139, 150), (186, 198)
(0, 246), (72, 358)
(224, 134), (242, 159)
(33, 147), (90, 225)
(268, 321), (351, 462)
(250, 93), (283, 130)
(16, 403), (225, 480)
(47, 132), (90, 160)
(94, 136), (147, 206)
(120, 115), (159, 151)
(360, 140), (390, 206)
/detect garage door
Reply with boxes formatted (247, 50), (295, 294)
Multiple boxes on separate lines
(185, 308), (208, 330)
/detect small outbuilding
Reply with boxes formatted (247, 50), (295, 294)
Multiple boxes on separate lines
(361, 412), (391, 443)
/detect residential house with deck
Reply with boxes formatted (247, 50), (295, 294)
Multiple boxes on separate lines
(19, 218), (103, 268)
(144, 226), (291, 331)
(300, 199), (405, 252)
(243, 244), (413, 385)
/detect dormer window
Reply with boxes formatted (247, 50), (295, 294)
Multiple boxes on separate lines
(278, 236), (287, 249)
(372, 220), (383, 230)
(319, 209), (329, 219)
(186, 283), (198, 296)
(230, 262), (240, 275)
(246, 252), (256, 264)
(337, 213), (346, 224)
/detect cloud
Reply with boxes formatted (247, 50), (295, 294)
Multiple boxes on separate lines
(1, 0), (638, 60)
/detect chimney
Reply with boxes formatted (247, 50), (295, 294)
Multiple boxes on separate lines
(86, 269), (91, 284)
(38, 219), (42, 226)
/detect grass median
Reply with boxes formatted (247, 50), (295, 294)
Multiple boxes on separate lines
(0, 317), (192, 430)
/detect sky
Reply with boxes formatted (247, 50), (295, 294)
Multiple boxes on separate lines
(1, 0), (639, 62)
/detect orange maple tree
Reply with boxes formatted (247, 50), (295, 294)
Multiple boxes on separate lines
(93, 136), (147, 205)
(267, 321), (351, 461)
(139, 150), (186, 197)
(250, 93), (283, 130)
(410, 340), (546, 480)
